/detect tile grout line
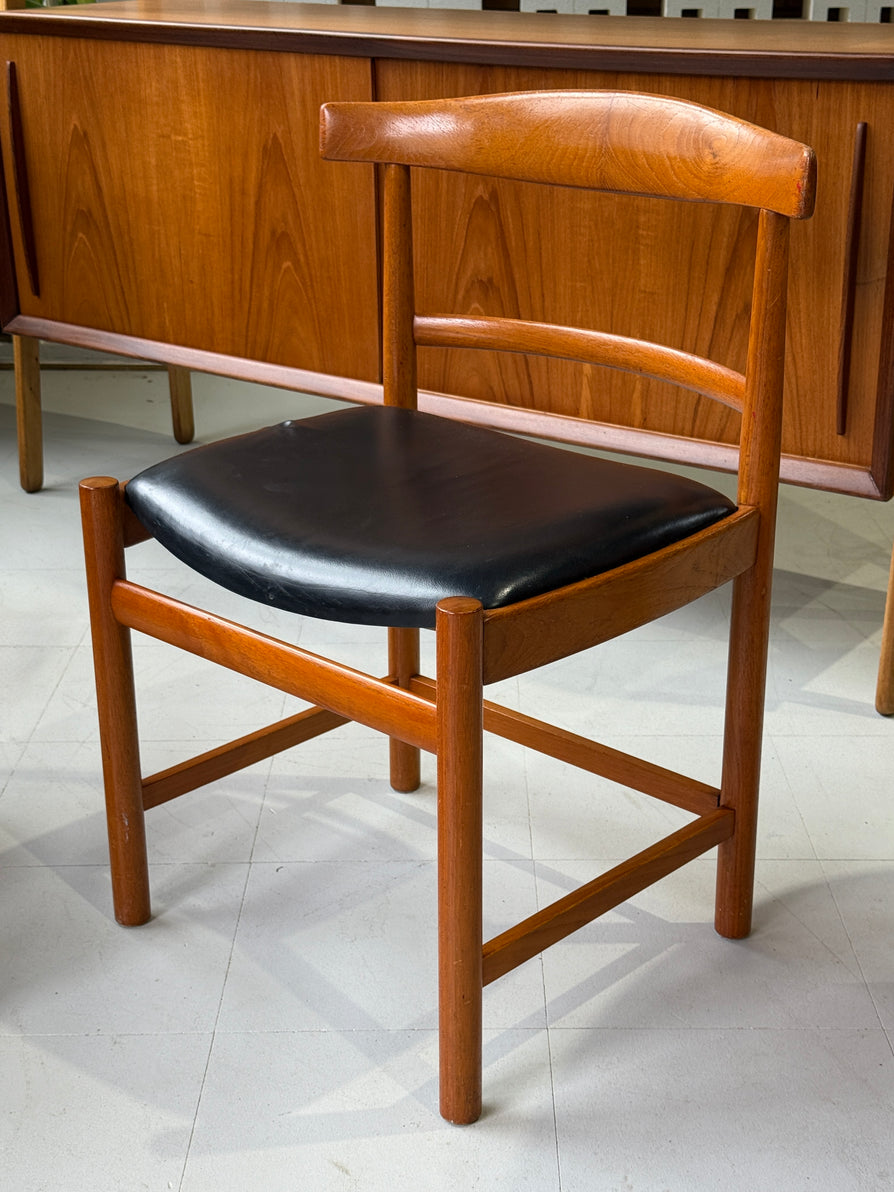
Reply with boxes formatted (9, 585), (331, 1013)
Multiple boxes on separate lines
(818, 856), (893, 1055)
(177, 788), (264, 1190)
(176, 862), (253, 1192)
(545, 1008), (564, 1192)
(765, 732), (821, 865)
(525, 722), (568, 1191)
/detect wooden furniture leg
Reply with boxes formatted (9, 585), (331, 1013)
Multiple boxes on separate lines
(12, 345), (194, 493)
(436, 597), (484, 1125)
(714, 566), (769, 940)
(875, 543), (894, 714)
(167, 365), (195, 444)
(13, 333), (42, 492)
(388, 626), (421, 791)
(79, 477), (151, 926)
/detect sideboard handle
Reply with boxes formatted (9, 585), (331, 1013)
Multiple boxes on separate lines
(6, 60), (40, 299)
(837, 121), (867, 437)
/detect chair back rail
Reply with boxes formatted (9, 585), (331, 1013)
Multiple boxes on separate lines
(322, 90), (815, 460)
(320, 91), (816, 218)
(414, 314), (746, 410)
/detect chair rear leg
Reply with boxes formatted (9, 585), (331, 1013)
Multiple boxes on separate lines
(715, 565), (772, 940)
(166, 365), (195, 445)
(875, 542), (894, 715)
(435, 598), (484, 1124)
(388, 626), (421, 792)
(80, 477), (151, 926)
(14, 334), (42, 493)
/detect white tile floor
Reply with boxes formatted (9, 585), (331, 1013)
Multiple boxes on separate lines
(1, 364), (892, 1191)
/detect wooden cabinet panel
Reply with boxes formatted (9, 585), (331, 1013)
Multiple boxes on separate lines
(1, 5), (892, 494)
(376, 61), (894, 490)
(0, 36), (380, 382)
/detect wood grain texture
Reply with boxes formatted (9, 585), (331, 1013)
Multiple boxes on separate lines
(3, 5), (894, 81)
(876, 546), (894, 715)
(376, 60), (894, 483)
(715, 208), (790, 941)
(78, 478), (150, 927)
(5, 306), (884, 497)
(435, 596), (484, 1126)
(482, 808), (734, 985)
(414, 314), (746, 409)
(2, 312), (384, 405)
(482, 506), (759, 684)
(388, 625), (421, 793)
(382, 163), (416, 408)
(1, 11), (892, 494)
(110, 579), (438, 752)
(13, 332), (40, 492)
(0, 35), (379, 380)
(166, 365), (194, 444)
(322, 90), (815, 217)
(410, 674), (720, 816)
(142, 706), (349, 808)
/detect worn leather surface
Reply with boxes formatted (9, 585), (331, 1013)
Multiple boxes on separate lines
(125, 406), (735, 628)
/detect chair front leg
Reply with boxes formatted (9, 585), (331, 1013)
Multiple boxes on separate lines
(80, 477), (151, 926)
(715, 563), (772, 940)
(388, 626), (421, 792)
(435, 597), (484, 1125)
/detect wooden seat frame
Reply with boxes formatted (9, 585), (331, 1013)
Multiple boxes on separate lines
(79, 91), (815, 1125)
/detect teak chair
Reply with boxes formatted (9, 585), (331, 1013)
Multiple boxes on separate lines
(79, 91), (815, 1124)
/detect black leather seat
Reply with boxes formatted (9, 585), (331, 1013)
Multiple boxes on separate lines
(126, 405), (734, 629)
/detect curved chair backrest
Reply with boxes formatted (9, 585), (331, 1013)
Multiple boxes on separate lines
(320, 90), (816, 510)
(321, 90), (815, 217)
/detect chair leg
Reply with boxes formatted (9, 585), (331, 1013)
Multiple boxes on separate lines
(875, 541), (894, 715)
(715, 566), (771, 940)
(14, 334), (43, 492)
(166, 365), (195, 444)
(435, 597), (484, 1124)
(388, 626), (421, 791)
(79, 477), (151, 926)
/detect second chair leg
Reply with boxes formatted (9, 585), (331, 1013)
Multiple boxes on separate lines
(166, 365), (195, 444)
(435, 597), (484, 1124)
(715, 566), (771, 940)
(14, 333), (42, 492)
(388, 626), (421, 792)
(79, 477), (151, 927)
(875, 541), (894, 715)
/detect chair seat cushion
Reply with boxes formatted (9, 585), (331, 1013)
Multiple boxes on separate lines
(125, 406), (736, 629)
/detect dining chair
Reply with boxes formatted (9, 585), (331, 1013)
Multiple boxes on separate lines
(79, 90), (815, 1123)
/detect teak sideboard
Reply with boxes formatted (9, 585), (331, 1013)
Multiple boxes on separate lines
(3, 2), (894, 702)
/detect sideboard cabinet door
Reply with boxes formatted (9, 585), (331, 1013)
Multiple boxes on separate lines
(0, 36), (380, 383)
